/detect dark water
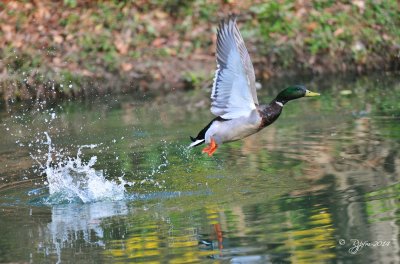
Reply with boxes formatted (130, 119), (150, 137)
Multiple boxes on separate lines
(0, 73), (399, 263)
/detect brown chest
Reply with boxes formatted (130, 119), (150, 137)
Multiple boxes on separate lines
(258, 104), (282, 129)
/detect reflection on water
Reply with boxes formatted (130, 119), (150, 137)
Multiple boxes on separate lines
(43, 201), (129, 263)
(0, 74), (400, 263)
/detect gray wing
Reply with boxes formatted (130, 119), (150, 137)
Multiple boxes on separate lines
(210, 16), (258, 119)
(233, 19), (258, 105)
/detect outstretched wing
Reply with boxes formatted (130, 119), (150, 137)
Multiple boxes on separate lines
(233, 18), (258, 106)
(210, 16), (258, 119)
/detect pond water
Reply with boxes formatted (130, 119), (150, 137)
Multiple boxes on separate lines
(0, 73), (399, 263)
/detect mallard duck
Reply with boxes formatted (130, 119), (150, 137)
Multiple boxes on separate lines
(189, 16), (320, 156)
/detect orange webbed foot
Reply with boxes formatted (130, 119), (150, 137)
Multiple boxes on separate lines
(202, 138), (218, 157)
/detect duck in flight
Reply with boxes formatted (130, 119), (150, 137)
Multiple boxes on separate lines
(189, 16), (320, 156)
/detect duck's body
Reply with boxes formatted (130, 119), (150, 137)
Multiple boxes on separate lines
(190, 16), (319, 156)
(192, 101), (283, 146)
(206, 109), (261, 143)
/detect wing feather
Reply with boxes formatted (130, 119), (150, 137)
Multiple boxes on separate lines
(210, 16), (258, 119)
(233, 22), (258, 105)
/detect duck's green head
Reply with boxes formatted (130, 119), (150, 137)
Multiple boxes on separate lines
(275, 85), (320, 104)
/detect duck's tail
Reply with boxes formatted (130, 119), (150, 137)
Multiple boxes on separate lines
(189, 117), (224, 148)
(189, 136), (205, 148)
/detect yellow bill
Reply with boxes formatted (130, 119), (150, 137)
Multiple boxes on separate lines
(305, 89), (320, 97)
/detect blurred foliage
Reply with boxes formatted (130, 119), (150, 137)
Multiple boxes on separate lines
(250, 0), (400, 73)
(0, 0), (399, 102)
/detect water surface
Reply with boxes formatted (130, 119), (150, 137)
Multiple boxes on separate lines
(1, 73), (400, 263)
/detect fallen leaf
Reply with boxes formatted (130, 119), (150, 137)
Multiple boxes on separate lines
(53, 35), (63, 44)
(120, 62), (133, 72)
(334, 28), (344, 37)
(306, 22), (318, 32)
(152, 38), (166, 48)
(353, 0), (365, 13)
(114, 35), (129, 55)
(1, 24), (13, 33)
(53, 57), (62, 65)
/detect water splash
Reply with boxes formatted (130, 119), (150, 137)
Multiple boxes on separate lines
(4, 104), (175, 204)
(34, 132), (132, 204)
